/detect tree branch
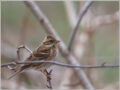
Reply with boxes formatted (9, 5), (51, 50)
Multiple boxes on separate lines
(62, 1), (94, 89)
(67, 1), (93, 51)
(1, 60), (119, 68)
(24, 1), (94, 89)
(44, 69), (52, 89)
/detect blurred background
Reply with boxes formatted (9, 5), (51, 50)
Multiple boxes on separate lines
(1, 1), (119, 89)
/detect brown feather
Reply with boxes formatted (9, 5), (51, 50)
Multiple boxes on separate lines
(9, 35), (59, 79)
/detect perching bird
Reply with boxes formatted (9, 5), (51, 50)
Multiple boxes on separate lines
(8, 35), (60, 79)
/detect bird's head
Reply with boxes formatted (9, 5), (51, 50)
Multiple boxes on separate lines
(43, 35), (60, 47)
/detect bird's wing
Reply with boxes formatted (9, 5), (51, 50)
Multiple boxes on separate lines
(33, 46), (51, 60)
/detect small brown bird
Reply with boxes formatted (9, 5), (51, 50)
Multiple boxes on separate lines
(8, 35), (60, 79)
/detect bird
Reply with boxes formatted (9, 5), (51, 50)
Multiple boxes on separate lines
(8, 35), (60, 79)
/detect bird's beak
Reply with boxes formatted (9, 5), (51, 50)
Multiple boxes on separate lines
(56, 40), (60, 43)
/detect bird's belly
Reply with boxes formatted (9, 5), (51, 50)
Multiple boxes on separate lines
(30, 48), (57, 70)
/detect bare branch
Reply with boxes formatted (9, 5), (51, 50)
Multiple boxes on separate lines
(24, 1), (94, 89)
(61, 2), (77, 89)
(67, 1), (93, 51)
(1, 60), (119, 68)
(63, 1), (94, 88)
(45, 69), (52, 89)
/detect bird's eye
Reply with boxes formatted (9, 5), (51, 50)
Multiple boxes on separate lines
(49, 40), (54, 43)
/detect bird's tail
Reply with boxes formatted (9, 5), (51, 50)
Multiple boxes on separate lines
(7, 64), (30, 80)
(7, 68), (23, 80)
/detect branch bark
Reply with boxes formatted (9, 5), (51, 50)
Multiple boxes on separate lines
(67, 1), (93, 51)
(60, 1), (77, 89)
(1, 60), (119, 68)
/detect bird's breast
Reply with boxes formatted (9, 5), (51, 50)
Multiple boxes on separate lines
(47, 47), (57, 60)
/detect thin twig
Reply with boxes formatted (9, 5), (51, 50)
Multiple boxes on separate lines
(67, 1), (93, 51)
(45, 69), (52, 89)
(60, 2), (77, 89)
(24, 1), (94, 89)
(1, 60), (119, 68)
(62, 1), (93, 89)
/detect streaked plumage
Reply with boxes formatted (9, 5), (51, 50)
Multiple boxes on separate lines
(8, 35), (59, 79)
